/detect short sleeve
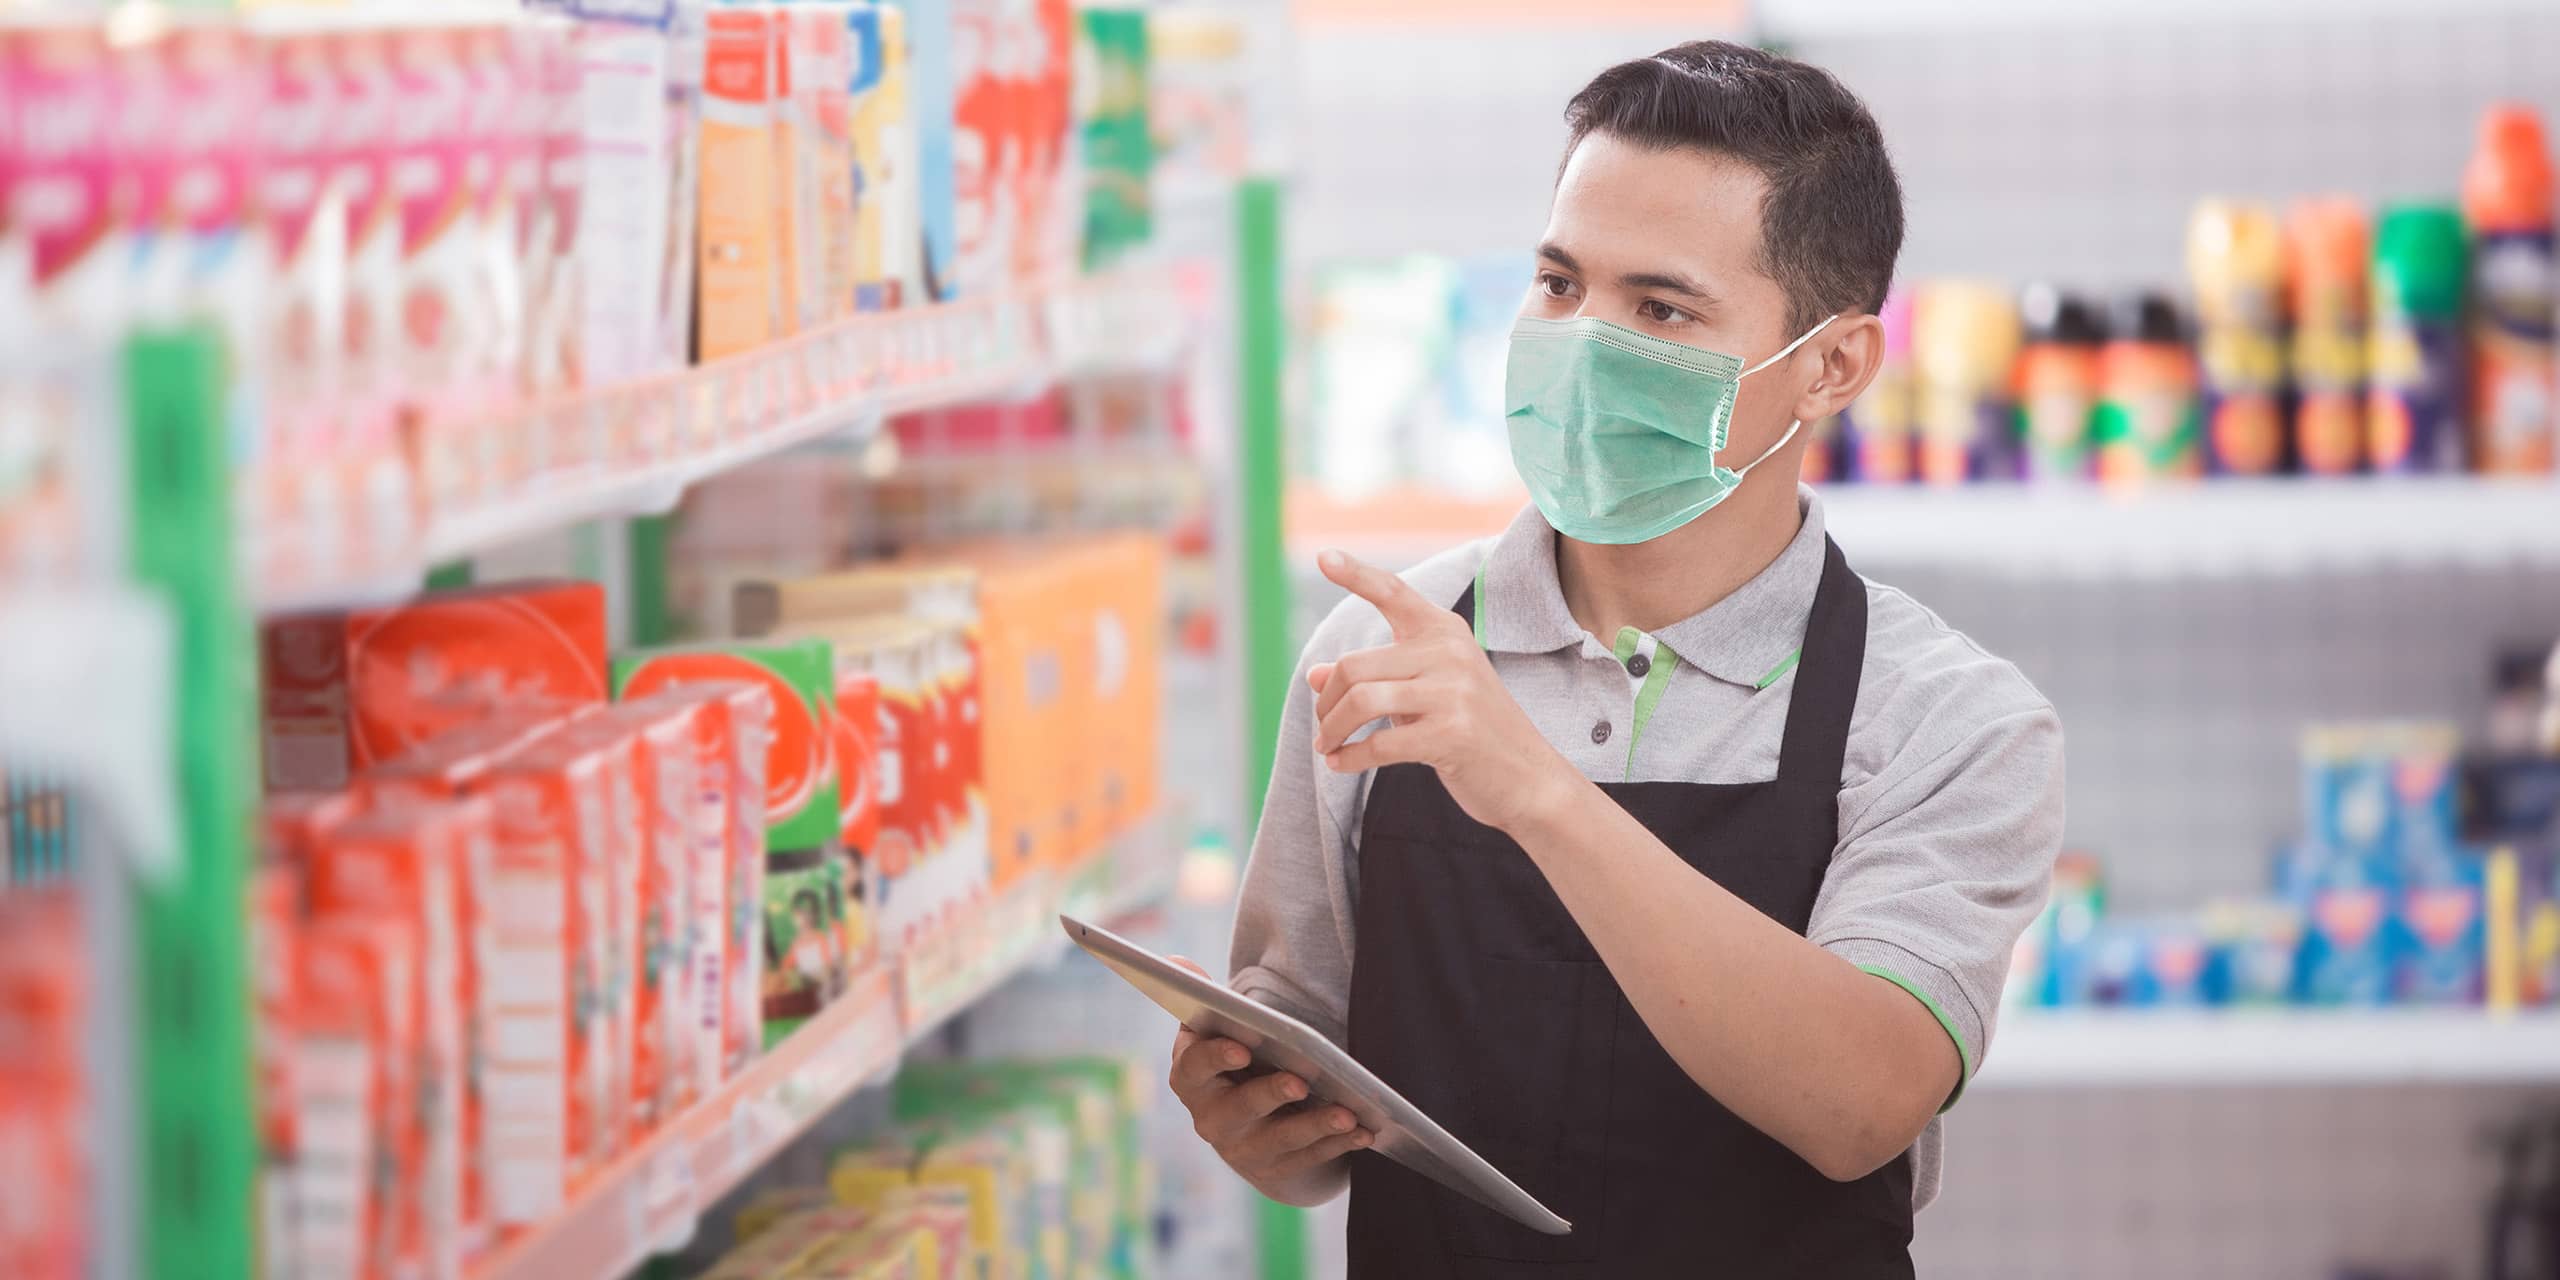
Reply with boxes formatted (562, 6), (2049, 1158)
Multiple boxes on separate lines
(1810, 702), (2065, 1106)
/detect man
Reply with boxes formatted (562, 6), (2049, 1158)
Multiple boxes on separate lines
(1170, 40), (2064, 1276)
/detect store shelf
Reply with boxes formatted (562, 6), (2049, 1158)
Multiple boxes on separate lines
(1975, 1009), (2560, 1089)
(1824, 478), (2560, 579)
(466, 821), (1181, 1280)
(1282, 478), (2560, 578)
(255, 267), (1193, 613)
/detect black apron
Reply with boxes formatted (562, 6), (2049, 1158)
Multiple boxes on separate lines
(1344, 537), (1914, 1279)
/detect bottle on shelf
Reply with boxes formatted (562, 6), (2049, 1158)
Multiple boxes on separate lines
(2188, 199), (2289, 476)
(2093, 292), (2201, 485)
(2461, 103), (2558, 476)
(2014, 283), (2104, 483)
(2368, 203), (2470, 473)
(1912, 280), (2022, 485)
(2285, 197), (2371, 476)
(1838, 287), (1915, 484)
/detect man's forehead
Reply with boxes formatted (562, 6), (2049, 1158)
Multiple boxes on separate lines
(1548, 133), (1768, 276)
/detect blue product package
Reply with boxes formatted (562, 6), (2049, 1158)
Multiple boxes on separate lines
(2395, 863), (2486, 1004)
(2203, 899), (2305, 1005)
(2134, 923), (2212, 1006)
(2297, 883), (2395, 1004)
(2388, 725), (2462, 854)
(2302, 727), (2397, 869)
(900, 0), (958, 302)
(2085, 922), (2147, 1006)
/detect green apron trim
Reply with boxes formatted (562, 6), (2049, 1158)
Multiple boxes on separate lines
(1857, 964), (1974, 1112)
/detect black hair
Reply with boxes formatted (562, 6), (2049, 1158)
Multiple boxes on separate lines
(1564, 41), (1903, 334)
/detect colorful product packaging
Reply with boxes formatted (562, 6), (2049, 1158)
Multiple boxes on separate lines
(255, 26), (352, 587)
(697, 5), (787, 362)
(2461, 104), (2557, 475)
(761, 845), (849, 1045)
(560, 3), (681, 391)
(2368, 204), (2469, 473)
(388, 27), (501, 457)
(2296, 881), (2395, 1005)
(294, 916), (412, 1280)
(615, 686), (754, 1097)
(333, 29), (417, 564)
(1839, 288), (1915, 483)
(2398, 869), (2487, 1004)
(1911, 280), (2022, 484)
(714, 682), (775, 1072)
(2286, 198), (2371, 475)
(2013, 284), (2102, 483)
(615, 640), (840, 852)
(903, 0), (958, 303)
(2093, 292), (2202, 484)
(260, 580), (609, 792)
(1077, 7), (1152, 270)
(0, 892), (88, 1280)
(2187, 199), (2288, 475)
(250, 855), (304, 1280)
(847, 3), (913, 311)
(659, 0), (709, 374)
(590, 699), (706, 1130)
(795, 5), (860, 322)
(480, 733), (627, 1221)
(699, 1206), (880, 1280)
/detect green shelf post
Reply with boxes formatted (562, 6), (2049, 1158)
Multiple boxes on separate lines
(1234, 176), (1310, 1280)
(124, 326), (257, 1280)
(626, 514), (675, 646)
(424, 558), (473, 591)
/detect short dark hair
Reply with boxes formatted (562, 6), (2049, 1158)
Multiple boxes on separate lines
(1564, 41), (1903, 333)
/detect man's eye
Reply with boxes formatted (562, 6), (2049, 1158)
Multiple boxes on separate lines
(1639, 300), (1688, 324)
(1537, 273), (1577, 298)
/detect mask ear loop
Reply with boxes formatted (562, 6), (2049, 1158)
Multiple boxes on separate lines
(1726, 313), (1840, 477)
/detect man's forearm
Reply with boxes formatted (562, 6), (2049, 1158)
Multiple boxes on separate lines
(1505, 773), (1958, 1181)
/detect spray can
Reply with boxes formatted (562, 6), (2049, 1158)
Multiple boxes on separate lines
(1913, 280), (2023, 484)
(2461, 104), (2557, 474)
(2015, 283), (2102, 482)
(1838, 287), (1914, 483)
(2369, 204), (2469, 473)
(2188, 199), (2288, 475)
(2093, 293), (2201, 485)
(2286, 197), (2370, 475)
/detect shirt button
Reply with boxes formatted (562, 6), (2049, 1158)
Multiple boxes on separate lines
(1625, 653), (1651, 678)
(1591, 720), (1612, 745)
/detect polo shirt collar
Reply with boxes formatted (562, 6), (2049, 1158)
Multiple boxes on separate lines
(1474, 485), (1829, 690)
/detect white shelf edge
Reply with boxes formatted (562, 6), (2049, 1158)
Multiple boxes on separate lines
(1975, 1009), (2560, 1089)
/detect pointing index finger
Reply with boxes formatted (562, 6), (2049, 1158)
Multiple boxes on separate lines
(1318, 549), (1441, 639)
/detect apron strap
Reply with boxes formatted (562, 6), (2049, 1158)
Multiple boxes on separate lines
(1774, 536), (1868, 807)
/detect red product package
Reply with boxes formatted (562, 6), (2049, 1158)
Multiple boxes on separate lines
(581, 700), (702, 1133)
(0, 891), (86, 1280)
(715, 682), (774, 1073)
(296, 916), (413, 1280)
(261, 579), (607, 792)
(361, 708), (571, 1259)
(544, 720), (643, 1161)
(254, 792), (352, 1278)
(831, 669), (881, 869)
(304, 801), (485, 1280)
(480, 733), (622, 1219)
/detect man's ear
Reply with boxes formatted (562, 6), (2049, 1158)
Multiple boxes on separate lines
(1790, 313), (1886, 425)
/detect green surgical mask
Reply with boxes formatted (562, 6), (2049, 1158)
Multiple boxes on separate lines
(1504, 313), (1836, 544)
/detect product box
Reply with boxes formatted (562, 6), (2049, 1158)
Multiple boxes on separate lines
(846, 3), (912, 311)
(256, 27), (347, 587)
(700, 1207), (880, 1280)
(2397, 872), (2487, 1004)
(587, 699), (703, 1127)
(832, 1128), (1020, 1274)
(523, 11), (581, 398)
(295, 916), (414, 1280)
(659, 0), (709, 375)
(0, 893), (86, 1280)
(388, 27), (498, 454)
(615, 640), (839, 852)
(332, 29), (416, 563)
(697, 5), (787, 362)
(547, 718), (645, 1161)
(480, 734), (627, 1220)
(566, 3), (677, 390)
(794, 5), (858, 322)
(1076, 7), (1152, 269)
(615, 687), (746, 1098)
(2200, 898), (2303, 1005)
(774, 5), (826, 338)
(249, 855), (303, 1280)
(902, 0), (957, 303)
(2296, 883), (2396, 1005)
(305, 801), (487, 1280)
(762, 845), (848, 1046)
(8, 25), (125, 339)
(715, 682), (776, 1071)
(262, 580), (609, 792)
(460, 24), (527, 482)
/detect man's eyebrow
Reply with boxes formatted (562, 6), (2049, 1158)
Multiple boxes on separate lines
(1536, 243), (1581, 273)
(1619, 270), (1716, 304)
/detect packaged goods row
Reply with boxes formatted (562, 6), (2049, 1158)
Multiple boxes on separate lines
(229, 533), (1165, 1279)
(0, 764), (72, 889)
(1301, 103), (2560, 504)
(2012, 642), (2560, 1011)
(703, 1055), (1153, 1280)
(0, 0), (1160, 589)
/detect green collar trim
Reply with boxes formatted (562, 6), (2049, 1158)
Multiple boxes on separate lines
(1754, 647), (1802, 691)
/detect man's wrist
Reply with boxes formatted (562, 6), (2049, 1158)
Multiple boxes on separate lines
(1497, 754), (1592, 847)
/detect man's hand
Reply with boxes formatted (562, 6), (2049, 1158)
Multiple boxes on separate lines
(1309, 549), (1578, 834)
(1163, 956), (1371, 1206)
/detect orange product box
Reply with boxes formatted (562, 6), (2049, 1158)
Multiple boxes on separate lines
(544, 716), (647, 1161)
(584, 699), (706, 1131)
(857, 618), (959, 955)
(697, 5), (785, 363)
(713, 682), (774, 1073)
(0, 891), (86, 1280)
(295, 915), (416, 1280)
(260, 579), (608, 792)
(478, 734), (623, 1222)
(363, 706), (577, 1254)
(249, 856), (300, 1279)
(616, 686), (751, 1099)
(304, 801), (485, 1280)
(1078, 535), (1163, 848)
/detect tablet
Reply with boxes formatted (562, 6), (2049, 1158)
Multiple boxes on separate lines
(1059, 914), (1572, 1236)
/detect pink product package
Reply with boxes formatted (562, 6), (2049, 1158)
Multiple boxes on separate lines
(9, 25), (126, 340)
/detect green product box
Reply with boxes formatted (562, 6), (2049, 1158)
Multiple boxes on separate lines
(611, 638), (841, 852)
(759, 847), (849, 1047)
(1078, 8), (1154, 269)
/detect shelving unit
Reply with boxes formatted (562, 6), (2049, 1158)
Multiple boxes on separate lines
(254, 267), (1192, 611)
(1979, 1009), (2560, 1089)
(467, 823), (1181, 1280)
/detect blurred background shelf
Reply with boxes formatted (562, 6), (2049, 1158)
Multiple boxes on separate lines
(1980, 1010), (2560, 1088)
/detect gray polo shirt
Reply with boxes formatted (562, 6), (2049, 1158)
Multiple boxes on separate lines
(1229, 485), (2065, 1210)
